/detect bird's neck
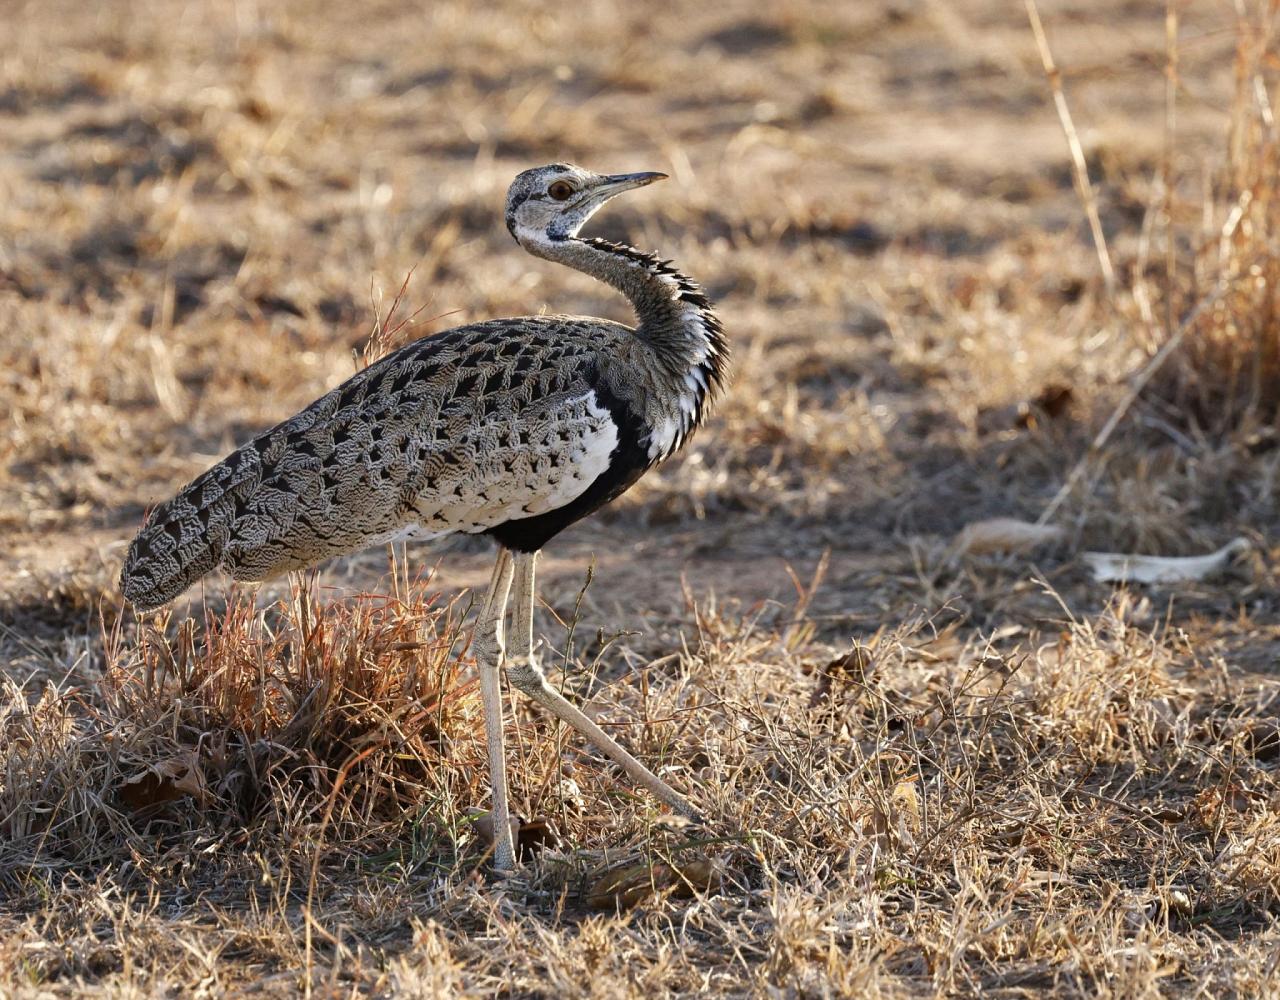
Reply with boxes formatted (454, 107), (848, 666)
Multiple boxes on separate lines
(525, 234), (729, 459)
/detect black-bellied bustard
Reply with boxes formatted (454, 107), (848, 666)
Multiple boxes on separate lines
(121, 164), (730, 872)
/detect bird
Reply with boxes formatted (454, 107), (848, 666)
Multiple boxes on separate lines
(120, 163), (730, 872)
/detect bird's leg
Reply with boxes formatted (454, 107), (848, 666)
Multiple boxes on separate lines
(505, 551), (697, 819)
(473, 548), (517, 872)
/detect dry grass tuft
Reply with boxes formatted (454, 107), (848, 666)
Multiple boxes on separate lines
(4, 571), (1280, 992)
(1152, 10), (1280, 435)
(1, 576), (480, 879)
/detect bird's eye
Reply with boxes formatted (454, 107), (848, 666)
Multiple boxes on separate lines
(547, 180), (575, 201)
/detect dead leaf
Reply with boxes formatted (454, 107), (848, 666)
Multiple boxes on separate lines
(951, 518), (1065, 558)
(1241, 720), (1280, 762)
(469, 810), (557, 862)
(585, 856), (721, 910)
(1146, 697), (1186, 745)
(1019, 868), (1072, 890)
(517, 817), (559, 858)
(1163, 887), (1195, 917)
(651, 813), (698, 834)
(470, 808), (520, 851)
(555, 775), (587, 815)
(118, 751), (206, 809)
(1016, 383), (1075, 429)
(1193, 783), (1257, 826)
(808, 644), (874, 709)
(865, 775), (921, 847)
(1082, 538), (1249, 584)
(978, 383), (1075, 433)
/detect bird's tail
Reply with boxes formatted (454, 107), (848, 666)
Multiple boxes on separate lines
(120, 447), (258, 612)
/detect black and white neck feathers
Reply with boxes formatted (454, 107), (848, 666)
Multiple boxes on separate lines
(522, 233), (729, 460)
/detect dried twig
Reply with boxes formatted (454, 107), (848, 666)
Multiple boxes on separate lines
(1025, 0), (1117, 298)
(1037, 278), (1231, 526)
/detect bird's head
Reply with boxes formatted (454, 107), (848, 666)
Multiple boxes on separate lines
(504, 163), (666, 247)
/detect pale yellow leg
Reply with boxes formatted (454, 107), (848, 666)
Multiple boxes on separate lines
(504, 551), (697, 818)
(473, 549), (516, 872)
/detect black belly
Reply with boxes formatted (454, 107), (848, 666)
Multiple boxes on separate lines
(485, 377), (652, 553)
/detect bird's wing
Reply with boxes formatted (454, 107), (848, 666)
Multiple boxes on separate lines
(215, 319), (623, 579)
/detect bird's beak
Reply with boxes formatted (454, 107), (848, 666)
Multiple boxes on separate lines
(594, 171), (668, 198)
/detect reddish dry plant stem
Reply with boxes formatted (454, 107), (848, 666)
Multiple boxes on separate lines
(304, 740), (384, 1000)
(357, 265), (463, 372)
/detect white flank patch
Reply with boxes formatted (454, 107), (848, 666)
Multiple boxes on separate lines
(532, 395), (616, 513)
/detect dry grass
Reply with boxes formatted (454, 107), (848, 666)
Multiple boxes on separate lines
(3, 0), (1280, 996)
(5, 586), (1280, 995)
(3, 578), (475, 874)
(1148, 6), (1280, 436)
